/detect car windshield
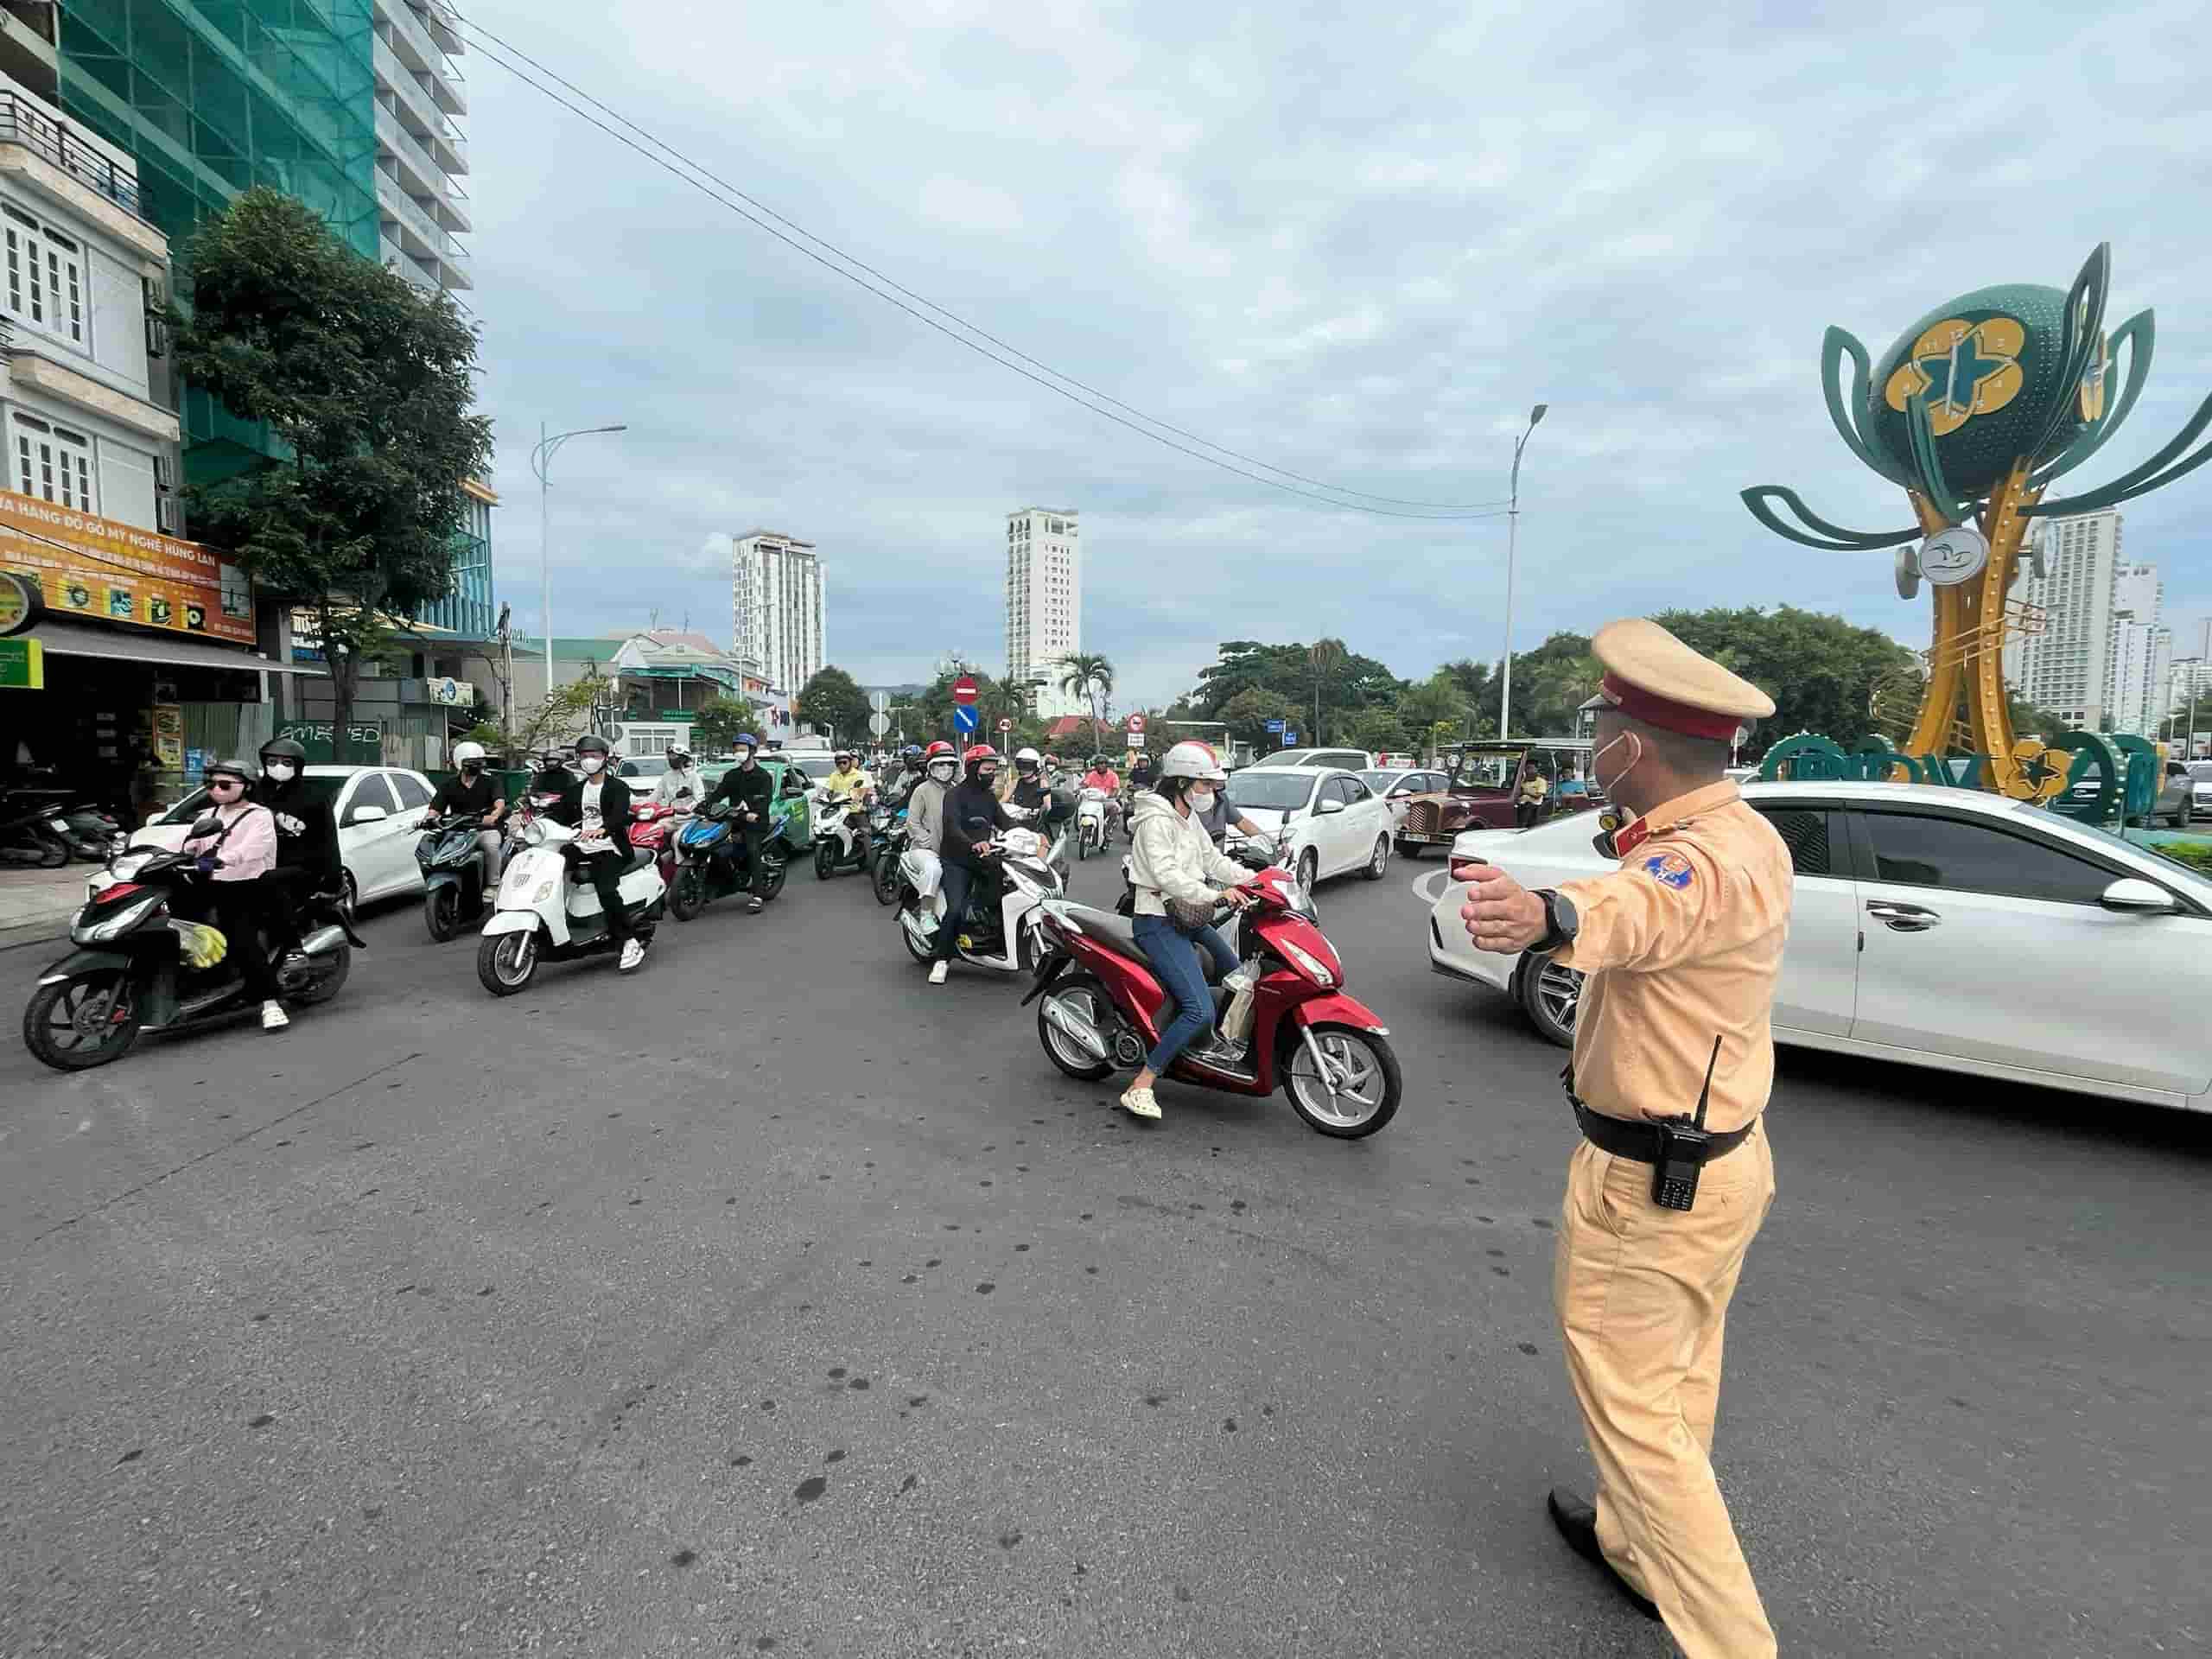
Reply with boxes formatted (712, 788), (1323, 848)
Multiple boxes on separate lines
(1357, 770), (1402, 791)
(622, 758), (668, 778)
(1227, 772), (1314, 810)
(2189, 762), (2212, 783)
(1448, 753), (1521, 790)
(160, 777), (346, 823)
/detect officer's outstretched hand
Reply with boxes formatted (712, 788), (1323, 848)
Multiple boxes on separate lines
(1461, 862), (1548, 953)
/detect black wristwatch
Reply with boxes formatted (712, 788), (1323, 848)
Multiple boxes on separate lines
(1531, 888), (1580, 954)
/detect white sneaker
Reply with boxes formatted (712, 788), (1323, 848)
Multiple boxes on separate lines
(1118, 1085), (1161, 1121)
(927, 961), (949, 985)
(260, 1001), (289, 1032)
(619, 938), (645, 972)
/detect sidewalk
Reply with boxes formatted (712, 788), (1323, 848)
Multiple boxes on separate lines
(0, 864), (88, 952)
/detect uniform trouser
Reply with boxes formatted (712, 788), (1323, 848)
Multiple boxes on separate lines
(1554, 1120), (1777, 1659)
(578, 850), (636, 943)
(211, 882), (279, 1003)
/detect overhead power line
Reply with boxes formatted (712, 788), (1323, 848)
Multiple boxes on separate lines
(455, 16), (1514, 522)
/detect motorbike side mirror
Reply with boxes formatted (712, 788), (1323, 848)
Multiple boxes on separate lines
(189, 813), (222, 837)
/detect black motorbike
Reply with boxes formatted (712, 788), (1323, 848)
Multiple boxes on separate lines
(0, 785), (73, 868)
(22, 818), (362, 1071)
(416, 813), (492, 941)
(668, 800), (791, 920)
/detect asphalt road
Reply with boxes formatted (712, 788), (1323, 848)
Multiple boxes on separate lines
(2, 843), (2206, 1658)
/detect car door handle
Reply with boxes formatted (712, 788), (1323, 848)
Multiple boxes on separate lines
(1866, 899), (1941, 931)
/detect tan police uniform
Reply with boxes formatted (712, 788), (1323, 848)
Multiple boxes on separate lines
(1540, 620), (1789, 1659)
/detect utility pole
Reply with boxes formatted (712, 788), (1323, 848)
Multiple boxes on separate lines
(1497, 403), (1548, 740)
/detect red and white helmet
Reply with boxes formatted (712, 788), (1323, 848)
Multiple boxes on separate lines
(963, 744), (1001, 767)
(922, 740), (956, 760)
(1160, 740), (1228, 785)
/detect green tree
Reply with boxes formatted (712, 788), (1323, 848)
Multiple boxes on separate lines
(1196, 639), (1402, 741)
(1344, 706), (1407, 756)
(512, 679), (601, 759)
(1217, 686), (1300, 753)
(1395, 671), (1471, 753)
(796, 665), (869, 746)
(1055, 652), (1116, 751)
(690, 694), (756, 753)
(171, 187), (492, 748)
(1649, 607), (1918, 753)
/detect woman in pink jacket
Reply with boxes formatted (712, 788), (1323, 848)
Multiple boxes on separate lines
(181, 758), (289, 1032)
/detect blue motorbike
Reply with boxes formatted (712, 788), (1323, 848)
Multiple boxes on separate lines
(668, 801), (790, 920)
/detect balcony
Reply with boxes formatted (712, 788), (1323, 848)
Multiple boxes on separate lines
(373, 101), (468, 230)
(378, 234), (442, 296)
(420, 0), (464, 56)
(376, 169), (467, 277)
(379, 0), (467, 114)
(373, 35), (466, 162)
(0, 89), (144, 222)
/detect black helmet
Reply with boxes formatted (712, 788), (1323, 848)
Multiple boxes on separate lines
(258, 736), (307, 765)
(575, 734), (611, 756)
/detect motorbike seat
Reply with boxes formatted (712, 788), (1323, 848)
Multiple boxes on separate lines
(1060, 902), (1158, 968)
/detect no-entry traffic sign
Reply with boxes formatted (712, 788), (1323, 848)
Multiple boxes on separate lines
(951, 675), (979, 706)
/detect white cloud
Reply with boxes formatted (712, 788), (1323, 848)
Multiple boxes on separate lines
(916, 175), (1025, 235)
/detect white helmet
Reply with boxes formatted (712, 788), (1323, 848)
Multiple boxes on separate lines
(452, 741), (487, 767)
(1160, 740), (1227, 784)
(1015, 746), (1042, 767)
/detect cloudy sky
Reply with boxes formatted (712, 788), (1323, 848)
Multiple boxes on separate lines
(462, 0), (2212, 704)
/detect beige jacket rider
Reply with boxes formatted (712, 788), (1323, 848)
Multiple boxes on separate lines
(1128, 790), (1246, 918)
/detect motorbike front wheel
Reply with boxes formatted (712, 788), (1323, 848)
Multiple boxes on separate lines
(873, 850), (901, 906)
(33, 826), (70, 869)
(670, 865), (705, 922)
(476, 929), (540, 996)
(899, 902), (934, 964)
(1282, 1024), (1401, 1138)
(425, 883), (461, 942)
(23, 970), (142, 1071)
(813, 839), (836, 880)
(758, 850), (789, 901)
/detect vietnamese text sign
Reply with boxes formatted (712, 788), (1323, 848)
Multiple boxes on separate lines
(0, 490), (254, 644)
(0, 636), (41, 689)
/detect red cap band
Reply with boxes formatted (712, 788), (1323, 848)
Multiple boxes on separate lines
(1599, 674), (1744, 742)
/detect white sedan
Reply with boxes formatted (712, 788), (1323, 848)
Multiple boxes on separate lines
(125, 765), (440, 906)
(1223, 765), (1396, 894)
(1427, 779), (2212, 1114)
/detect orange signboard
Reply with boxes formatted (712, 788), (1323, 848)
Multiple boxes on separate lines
(0, 489), (255, 645)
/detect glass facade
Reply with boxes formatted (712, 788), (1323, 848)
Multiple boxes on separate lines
(411, 486), (493, 637)
(54, 0), (379, 471)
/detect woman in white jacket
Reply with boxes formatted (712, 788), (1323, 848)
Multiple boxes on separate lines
(1120, 741), (1255, 1120)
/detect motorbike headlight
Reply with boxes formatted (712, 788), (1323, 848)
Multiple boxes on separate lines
(82, 892), (162, 942)
(534, 880), (557, 904)
(1279, 938), (1335, 987)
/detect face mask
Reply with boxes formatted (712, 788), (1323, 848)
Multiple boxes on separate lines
(1187, 787), (1217, 812)
(461, 763), (481, 776)
(1592, 731), (1643, 800)
(579, 756), (606, 775)
(264, 762), (296, 784)
(978, 768), (998, 785)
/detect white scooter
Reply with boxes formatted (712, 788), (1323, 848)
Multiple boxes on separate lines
(810, 786), (874, 880)
(894, 827), (1065, 976)
(1074, 786), (1113, 861)
(475, 817), (666, 995)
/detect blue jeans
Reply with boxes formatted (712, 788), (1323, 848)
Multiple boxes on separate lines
(1134, 914), (1239, 1072)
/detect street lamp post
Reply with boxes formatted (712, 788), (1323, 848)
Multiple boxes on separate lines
(1497, 403), (1548, 741)
(530, 421), (627, 699)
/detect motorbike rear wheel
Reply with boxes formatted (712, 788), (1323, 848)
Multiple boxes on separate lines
(758, 849), (789, 900)
(289, 944), (352, 1006)
(23, 971), (142, 1071)
(1282, 1024), (1400, 1138)
(671, 865), (705, 921)
(899, 900), (935, 964)
(476, 929), (540, 996)
(34, 825), (70, 868)
(872, 849), (901, 906)
(1037, 974), (1117, 1082)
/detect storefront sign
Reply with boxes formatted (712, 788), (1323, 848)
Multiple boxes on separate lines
(424, 676), (474, 707)
(0, 490), (254, 645)
(151, 703), (183, 769)
(0, 636), (42, 689)
(0, 568), (45, 637)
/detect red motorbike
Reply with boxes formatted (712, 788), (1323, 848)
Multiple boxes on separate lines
(1021, 861), (1400, 1137)
(628, 800), (683, 888)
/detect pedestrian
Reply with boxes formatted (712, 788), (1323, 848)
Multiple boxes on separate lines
(1459, 617), (1784, 1659)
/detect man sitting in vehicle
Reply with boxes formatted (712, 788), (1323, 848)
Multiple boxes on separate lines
(703, 734), (775, 912)
(1081, 753), (1124, 836)
(655, 747), (706, 811)
(822, 748), (875, 806)
(431, 741), (508, 883)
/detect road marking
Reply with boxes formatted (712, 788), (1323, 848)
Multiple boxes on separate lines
(1409, 868), (1456, 907)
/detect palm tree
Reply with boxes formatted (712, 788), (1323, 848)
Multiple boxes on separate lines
(1308, 639), (1346, 745)
(1057, 652), (1116, 751)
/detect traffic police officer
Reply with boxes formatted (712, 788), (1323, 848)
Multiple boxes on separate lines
(1461, 618), (1786, 1659)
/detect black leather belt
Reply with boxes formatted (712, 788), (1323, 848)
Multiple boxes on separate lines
(1571, 1099), (1755, 1166)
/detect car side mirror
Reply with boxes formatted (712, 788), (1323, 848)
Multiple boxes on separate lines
(2100, 876), (2178, 914)
(1315, 798), (1345, 816)
(189, 813), (222, 838)
(351, 804), (389, 825)
(1388, 786), (1412, 798)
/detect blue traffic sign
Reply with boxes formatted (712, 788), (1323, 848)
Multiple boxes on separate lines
(1281, 730), (1299, 746)
(1264, 719), (1285, 733)
(953, 704), (980, 734)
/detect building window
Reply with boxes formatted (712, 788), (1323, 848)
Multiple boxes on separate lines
(2, 204), (84, 347)
(14, 414), (93, 510)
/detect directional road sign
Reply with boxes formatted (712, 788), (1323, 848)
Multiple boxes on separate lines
(1281, 730), (1298, 746)
(953, 704), (980, 734)
(1265, 718), (1285, 733)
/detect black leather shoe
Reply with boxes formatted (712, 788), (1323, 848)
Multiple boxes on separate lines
(1547, 1488), (1661, 1622)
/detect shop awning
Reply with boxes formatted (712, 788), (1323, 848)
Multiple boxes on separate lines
(30, 620), (327, 676)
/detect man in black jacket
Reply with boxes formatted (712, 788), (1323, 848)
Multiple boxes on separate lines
(704, 733), (775, 912)
(253, 737), (342, 953)
(930, 745), (1018, 985)
(552, 734), (647, 969)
